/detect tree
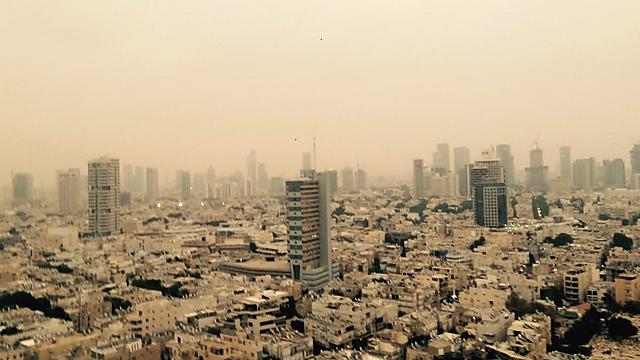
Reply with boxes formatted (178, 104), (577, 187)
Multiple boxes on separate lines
(469, 236), (486, 251)
(544, 233), (574, 247)
(607, 317), (638, 340)
(612, 233), (633, 250)
(532, 195), (550, 219)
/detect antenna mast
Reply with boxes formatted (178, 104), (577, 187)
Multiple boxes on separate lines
(313, 137), (317, 172)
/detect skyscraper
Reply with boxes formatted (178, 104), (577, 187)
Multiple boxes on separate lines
(525, 147), (548, 192)
(432, 143), (450, 175)
(88, 157), (120, 236)
(355, 169), (367, 191)
(473, 183), (508, 228)
(559, 146), (572, 181)
(12, 173), (33, 207)
(324, 169), (338, 199)
(603, 159), (625, 189)
(257, 163), (269, 195)
(468, 159), (508, 227)
(146, 168), (159, 201)
(453, 147), (471, 196)
(57, 169), (82, 215)
(176, 170), (191, 200)
(413, 159), (425, 198)
(134, 166), (145, 195)
(341, 167), (354, 193)
(286, 172), (333, 289)
(246, 150), (257, 196)
(572, 158), (595, 190)
(122, 164), (133, 192)
(193, 173), (206, 197)
(495, 144), (515, 185)
(302, 152), (312, 171)
(631, 144), (640, 172)
(206, 166), (216, 199)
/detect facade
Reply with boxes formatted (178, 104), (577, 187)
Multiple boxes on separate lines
(563, 263), (598, 304)
(324, 170), (338, 199)
(453, 147), (471, 196)
(146, 167), (159, 201)
(341, 167), (354, 193)
(88, 157), (120, 236)
(572, 157), (596, 190)
(355, 168), (367, 191)
(246, 150), (257, 196)
(525, 147), (548, 192)
(57, 168), (82, 215)
(413, 159), (425, 198)
(473, 183), (508, 228)
(176, 170), (191, 200)
(630, 144), (640, 174)
(432, 143), (450, 175)
(257, 163), (269, 195)
(495, 144), (515, 186)
(614, 273), (640, 305)
(286, 172), (333, 289)
(559, 146), (572, 181)
(302, 152), (312, 171)
(603, 158), (625, 189)
(11, 172), (33, 207)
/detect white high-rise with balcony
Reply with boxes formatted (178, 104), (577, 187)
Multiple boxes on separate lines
(88, 157), (120, 236)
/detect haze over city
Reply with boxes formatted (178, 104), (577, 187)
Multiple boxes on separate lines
(2, 1), (640, 188)
(3, 2), (640, 360)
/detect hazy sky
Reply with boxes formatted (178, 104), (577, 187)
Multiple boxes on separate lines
(2, 1), (640, 188)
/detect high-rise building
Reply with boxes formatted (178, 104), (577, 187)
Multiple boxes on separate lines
(302, 152), (312, 171)
(413, 159), (425, 198)
(467, 159), (508, 227)
(495, 144), (515, 185)
(559, 146), (572, 181)
(134, 166), (145, 195)
(631, 144), (640, 172)
(88, 157), (120, 236)
(257, 163), (269, 195)
(341, 167), (354, 193)
(269, 177), (285, 196)
(603, 159), (625, 189)
(430, 173), (458, 197)
(57, 169), (82, 215)
(453, 147), (471, 196)
(193, 173), (206, 197)
(467, 159), (505, 193)
(525, 147), (548, 192)
(355, 169), (367, 191)
(246, 150), (257, 196)
(146, 168), (159, 201)
(122, 164), (133, 192)
(432, 143), (450, 175)
(286, 172), (333, 289)
(572, 158), (596, 190)
(176, 170), (191, 200)
(12, 173), (33, 207)
(473, 182), (508, 228)
(324, 170), (338, 199)
(206, 166), (216, 199)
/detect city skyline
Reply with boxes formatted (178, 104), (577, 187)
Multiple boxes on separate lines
(2, 1), (640, 187)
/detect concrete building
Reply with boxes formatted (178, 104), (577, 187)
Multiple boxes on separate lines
(246, 150), (257, 196)
(432, 143), (450, 175)
(176, 170), (191, 200)
(564, 263), (598, 304)
(473, 183), (508, 228)
(572, 157), (596, 190)
(525, 147), (548, 192)
(286, 171), (334, 289)
(57, 168), (82, 215)
(603, 158), (625, 189)
(559, 146), (572, 181)
(146, 167), (159, 201)
(341, 167), (354, 193)
(302, 152), (312, 171)
(453, 147), (471, 196)
(630, 144), (640, 174)
(614, 273), (640, 305)
(413, 159), (425, 198)
(495, 144), (515, 186)
(257, 163), (269, 196)
(324, 169), (338, 199)
(88, 157), (120, 236)
(11, 172), (33, 207)
(431, 173), (458, 197)
(355, 168), (367, 191)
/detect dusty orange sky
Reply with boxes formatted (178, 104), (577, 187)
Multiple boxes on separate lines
(1, 1), (639, 188)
